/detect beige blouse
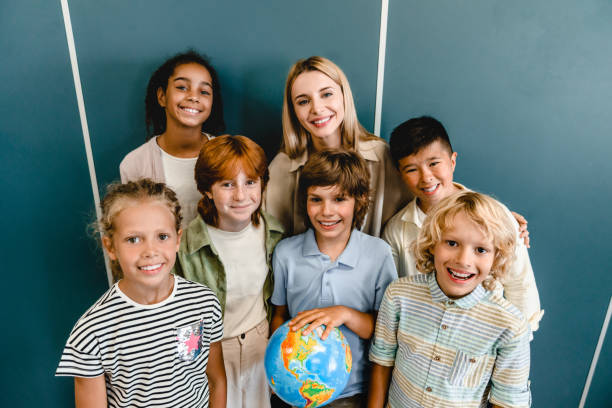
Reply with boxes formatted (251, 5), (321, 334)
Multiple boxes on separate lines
(264, 138), (411, 237)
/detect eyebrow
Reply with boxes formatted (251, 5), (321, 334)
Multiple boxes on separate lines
(293, 86), (335, 101)
(173, 77), (213, 88)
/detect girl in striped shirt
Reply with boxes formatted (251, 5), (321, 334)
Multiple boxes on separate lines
(56, 179), (226, 408)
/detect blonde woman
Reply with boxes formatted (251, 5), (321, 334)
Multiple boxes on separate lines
(265, 56), (410, 236)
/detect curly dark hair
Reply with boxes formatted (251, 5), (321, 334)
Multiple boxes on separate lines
(144, 50), (225, 139)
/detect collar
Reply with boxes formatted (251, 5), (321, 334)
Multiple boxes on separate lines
(427, 272), (487, 309)
(302, 228), (360, 268)
(289, 151), (309, 172)
(183, 211), (282, 255)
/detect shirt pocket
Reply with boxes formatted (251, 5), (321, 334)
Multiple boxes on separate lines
(175, 319), (204, 362)
(448, 349), (495, 388)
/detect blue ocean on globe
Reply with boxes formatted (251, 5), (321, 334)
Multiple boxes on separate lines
(264, 322), (352, 407)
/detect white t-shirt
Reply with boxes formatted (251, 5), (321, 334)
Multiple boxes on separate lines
(160, 150), (201, 228)
(207, 223), (268, 338)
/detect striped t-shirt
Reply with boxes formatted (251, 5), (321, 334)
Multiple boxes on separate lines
(56, 275), (223, 407)
(370, 273), (531, 408)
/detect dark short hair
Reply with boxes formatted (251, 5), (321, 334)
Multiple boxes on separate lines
(389, 116), (453, 167)
(298, 149), (370, 230)
(145, 50), (225, 139)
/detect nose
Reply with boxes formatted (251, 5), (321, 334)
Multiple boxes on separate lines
(311, 97), (323, 114)
(188, 90), (199, 102)
(142, 240), (157, 258)
(420, 167), (433, 182)
(456, 247), (472, 267)
(321, 199), (333, 215)
(234, 184), (246, 201)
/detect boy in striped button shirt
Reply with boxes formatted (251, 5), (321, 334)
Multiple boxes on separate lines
(369, 191), (531, 408)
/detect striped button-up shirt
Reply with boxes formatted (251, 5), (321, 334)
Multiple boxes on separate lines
(370, 273), (531, 408)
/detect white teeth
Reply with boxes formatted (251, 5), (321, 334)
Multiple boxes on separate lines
(449, 268), (473, 280)
(182, 108), (199, 114)
(140, 264), (162, 271)
(423, 185), (438, 192)
(313, 117), (330, 124)
(320, 220), (339, 226)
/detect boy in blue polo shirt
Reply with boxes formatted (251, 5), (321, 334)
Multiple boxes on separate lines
(271, 149), (397, 407)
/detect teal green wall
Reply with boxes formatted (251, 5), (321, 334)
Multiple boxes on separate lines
(1, 0), (610, 406)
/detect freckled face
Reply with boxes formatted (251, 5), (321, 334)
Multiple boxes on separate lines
(433, 212), (495, 299)
(291, 70), (345, 151)
(206, 169), (262, 232)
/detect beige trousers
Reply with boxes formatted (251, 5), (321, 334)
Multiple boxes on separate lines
(221, 319), (271, 408)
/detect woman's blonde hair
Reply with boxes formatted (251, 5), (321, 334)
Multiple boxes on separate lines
(281, 56), (377, 159)
(412, 191), (517, 290)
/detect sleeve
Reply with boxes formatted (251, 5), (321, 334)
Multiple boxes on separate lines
(382, 217), (402, 276)
(55, 328), (104, 378)
(501, 213), (543, 333)
(263, 154), (295, 234)
(369, 285), (399, 367)
(488, 323), (531, 408)
(207, 293), (224, 343)
(270, 245), (288, 306)
(374, 243), (399, 310)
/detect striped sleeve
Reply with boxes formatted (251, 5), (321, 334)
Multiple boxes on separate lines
(208, 292), (224, 344)
(489, 320), (531, 407)
(370, 283), (399, 366)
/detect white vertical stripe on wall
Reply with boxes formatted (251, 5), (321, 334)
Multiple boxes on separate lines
(579, 296), (612, 408)
(60, 0), (112, 287)
(374, 0), (389, 137)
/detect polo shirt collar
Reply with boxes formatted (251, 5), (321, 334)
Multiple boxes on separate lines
(302, 228), (359, 268)
(427, 271), (486, 309)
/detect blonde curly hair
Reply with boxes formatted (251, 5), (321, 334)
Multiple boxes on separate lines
(412, 191), (517, 290)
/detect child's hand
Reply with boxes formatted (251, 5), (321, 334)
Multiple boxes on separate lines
(511, 211), (530, 248)
(289, 306), (348, 340)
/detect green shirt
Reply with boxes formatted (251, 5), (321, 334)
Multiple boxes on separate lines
(173, 211), (284, 320)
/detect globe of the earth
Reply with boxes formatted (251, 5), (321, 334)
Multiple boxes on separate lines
(265, 321), (352, 407)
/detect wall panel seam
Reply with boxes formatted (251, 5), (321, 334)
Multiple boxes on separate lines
(374, 0), (389, 137)
(60, 0), (112, 287)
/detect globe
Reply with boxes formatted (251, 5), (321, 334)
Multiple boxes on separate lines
(265, 321), (352, 407)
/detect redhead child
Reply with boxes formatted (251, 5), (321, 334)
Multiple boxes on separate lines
(265, 56), (410, 237)
(56, 179), (226, 408)
(383, 116), (543, 332)
(369, 191), (531, 408)
(174, 135), (284, 408)
(120, 50), (225, 228)
(271, 149), (398, 407)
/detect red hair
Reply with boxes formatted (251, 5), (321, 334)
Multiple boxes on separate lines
(195, 135), (269, 227)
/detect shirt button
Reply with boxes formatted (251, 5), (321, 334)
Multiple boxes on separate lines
(469, 358), (476, 363)
(426, 386), (432, 392)
(448, 301), (454, 305)
(441, 324), (448, 330)
(240, 333), (245, 339)
(433, 356), (440, 361)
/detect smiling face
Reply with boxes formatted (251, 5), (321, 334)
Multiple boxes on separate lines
(306, 185), (355, 246)
(397, 140), (458, 213)
(291, 70), (345, 151)
(206, 169), (262, 232)
(103, 199), (181, 301)
(157, 62), (213, 130)
(432, 212), (495, 299)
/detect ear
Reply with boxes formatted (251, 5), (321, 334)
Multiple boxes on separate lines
(102, 236), (117, 261)
(175, 229), (183, 252)
(450, 151), (458, 171)
(157, 87), (167, 108)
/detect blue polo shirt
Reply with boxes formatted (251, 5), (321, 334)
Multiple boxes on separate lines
(271, 228), (398, 398)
